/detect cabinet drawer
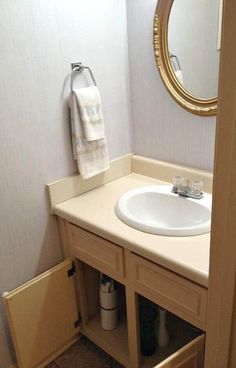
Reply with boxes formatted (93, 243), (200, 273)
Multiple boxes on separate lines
(127, 253), (207, 330)
(68, 224), (125, 281)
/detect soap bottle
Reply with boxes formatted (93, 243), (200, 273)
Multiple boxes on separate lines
(157, 307), (170, 347)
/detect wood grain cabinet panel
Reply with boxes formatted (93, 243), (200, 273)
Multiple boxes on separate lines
(127, 253), (207, 331)
(3, 259), (79, 368)
(68, 223), (125, 282)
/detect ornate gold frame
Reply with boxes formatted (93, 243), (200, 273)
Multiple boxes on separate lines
(153, 0), (217, 116)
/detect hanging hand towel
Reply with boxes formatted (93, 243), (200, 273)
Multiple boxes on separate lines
(74, 86), (105, 141)
(175, 70), (184, 84)
(70, 91), (109, 179)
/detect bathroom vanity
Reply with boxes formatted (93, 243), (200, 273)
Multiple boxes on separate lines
(4, 155), (212, 368)
(56, 219), (206, 368)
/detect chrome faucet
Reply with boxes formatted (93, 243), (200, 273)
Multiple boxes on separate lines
(172, 176), (203, 199)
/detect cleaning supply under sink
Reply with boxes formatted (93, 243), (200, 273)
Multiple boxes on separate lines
(139, 304), (158, 356)
(100, 274), (118, 330)
(158, 307), (170, 347)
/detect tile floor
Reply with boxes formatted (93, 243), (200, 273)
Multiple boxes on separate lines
(46, 337), (123, 368)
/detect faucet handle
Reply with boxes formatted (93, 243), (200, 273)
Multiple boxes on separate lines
(172, 176), (184, 193)
(172, 176), (184, 187)
(190, 180), (203, 196)
(172, 176), (204, 199)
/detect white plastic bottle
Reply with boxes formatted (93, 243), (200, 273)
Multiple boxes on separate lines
(157, 307), (170, 347)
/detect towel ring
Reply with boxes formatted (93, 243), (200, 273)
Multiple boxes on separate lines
(71, 62), (97, 91)
(169, 53), (181, 72)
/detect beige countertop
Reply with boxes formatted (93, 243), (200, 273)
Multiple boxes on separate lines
(54, 173), (210, 288)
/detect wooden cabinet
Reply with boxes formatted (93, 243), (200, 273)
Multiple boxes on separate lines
(3, 220), (207, 368)
(68, 223), (125, 282)
(126, 252), (207, 331)
(3, 259), (79, 368)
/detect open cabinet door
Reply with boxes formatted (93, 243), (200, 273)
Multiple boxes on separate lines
(3, 259), (79, 368)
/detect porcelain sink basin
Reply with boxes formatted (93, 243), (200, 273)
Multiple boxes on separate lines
(115, 185), (212, 236)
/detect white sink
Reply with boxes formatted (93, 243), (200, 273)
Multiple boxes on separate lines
(115, 185), (212, 236)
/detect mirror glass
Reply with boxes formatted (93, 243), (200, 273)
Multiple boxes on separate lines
(168, 0), (222, 99)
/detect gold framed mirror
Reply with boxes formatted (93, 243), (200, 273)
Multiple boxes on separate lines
(153, 0), (218, 116)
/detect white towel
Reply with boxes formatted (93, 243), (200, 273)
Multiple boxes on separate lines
(175, 70), (184, 85)
(70, 91), (109, 179)
(74, 86), (105, 141)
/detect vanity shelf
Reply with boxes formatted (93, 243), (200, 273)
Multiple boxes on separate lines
(82, 312), (129, 367)
(77, 261), (129, 367)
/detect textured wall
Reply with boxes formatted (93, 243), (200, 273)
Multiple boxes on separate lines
(126, 0), (216, 171)
(0, 1), (131, 366)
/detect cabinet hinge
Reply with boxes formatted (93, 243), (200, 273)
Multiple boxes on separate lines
(67, 261), (76, 277)
(74, 313), (81, 328)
